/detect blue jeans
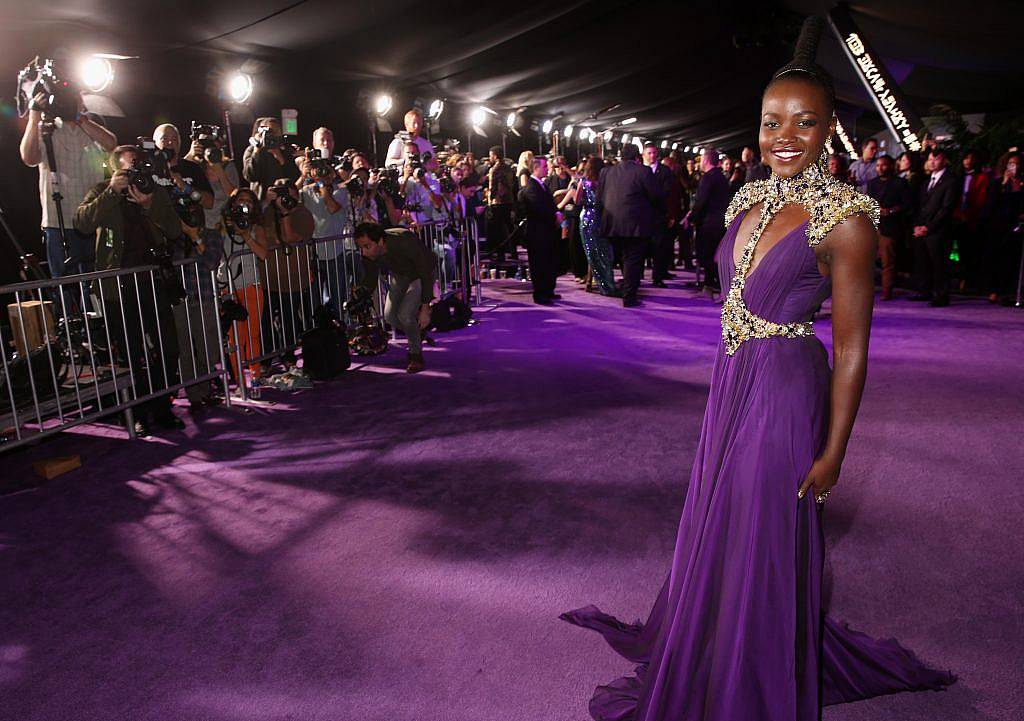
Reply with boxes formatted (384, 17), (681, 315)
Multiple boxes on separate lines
(44, 226), (95, 278)
(43, 226), (96, 317)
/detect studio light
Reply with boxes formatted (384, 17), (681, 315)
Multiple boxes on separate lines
(80, 56), (114, 93)
(541, 119), (553, 134)
(621, 133), (630, 144)
(684, 145), (690, 152)
(620, 117), (637, 126)
(471, 106), (488, 126)
(375, 94), (393, 116)
(227, 72), (254, 104)
(564, 124), (574, 139)
(506, 111), (518, 128)
(428, 99), (445, 119)
(660, 140), (668, 149)
(603, 130), (613, 142)
(672, 142), (679, 150)
(633, 137), (644, 150)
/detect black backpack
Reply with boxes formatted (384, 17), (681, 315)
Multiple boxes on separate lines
(428, 296), (473, 332)
(301, 305), (350, 380)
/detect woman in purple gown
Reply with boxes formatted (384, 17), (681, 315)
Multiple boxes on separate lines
(561, 17), (955, 721)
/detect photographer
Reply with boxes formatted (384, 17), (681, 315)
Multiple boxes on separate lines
(349, 167), (401, 227)
(485, 146), (517, 262)
(242, 117), (300, 201)
(169, 198), (224, 411)
(183, 123), (239, 230)
(222, 188), (268, 384)
(153, 124), (214, 210)
(353, 222), (435, 373)
(400, 142), (443, 226)
(297, 126), (336, 187)
(299, 158), (355, 318)
(19, 84), (117, 278)
(255, 180), (315, 369)
(384, 108), (435, 167)
(74, 144), (183, 436)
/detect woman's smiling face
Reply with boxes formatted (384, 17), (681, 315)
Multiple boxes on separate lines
(759, 75), (835, 179)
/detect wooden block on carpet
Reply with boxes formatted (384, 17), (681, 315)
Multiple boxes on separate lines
(31, 455), (81, 480)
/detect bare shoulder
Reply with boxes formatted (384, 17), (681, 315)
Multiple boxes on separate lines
(823, 212), (877, 256)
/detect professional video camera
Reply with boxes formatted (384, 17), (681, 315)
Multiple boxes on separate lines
(267, 184), (299, 211)
(190, 122), (226, 164)
(16, 57), (80, 121)
(126, 137), (175, 195)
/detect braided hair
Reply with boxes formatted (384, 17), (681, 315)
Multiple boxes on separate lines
(767, 16), (836, 115)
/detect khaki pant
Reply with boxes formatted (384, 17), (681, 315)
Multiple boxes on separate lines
(879, 234), (897, 295)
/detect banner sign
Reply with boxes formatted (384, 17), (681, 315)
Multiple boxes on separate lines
(828, 4), (924, 152)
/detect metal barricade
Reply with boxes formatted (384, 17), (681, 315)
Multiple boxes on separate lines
(222, 232), (387, 401)
(0, 258), (227, 453)
(412, 216), (483, 305)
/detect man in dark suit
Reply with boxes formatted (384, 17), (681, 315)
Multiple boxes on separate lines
(912, 148), (959, 306)
(687, 147), (731, 292)
(518, 156), (561, 305)
(599, 144), (663, 307)
(643, 142), (675, 287)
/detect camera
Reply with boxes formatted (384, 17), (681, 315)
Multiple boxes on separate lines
(224, 202), (253, 232)
(16, 57), (80, 121)
(191, 121), (225, 164)
(438, 169), (456, 195)
(304, 147), (336, 179)
(343, 285), (375, 317)
(345, 175), (365, 198)
(268, 184), (299, 211)
(257, 126), (287, 150)
(126, 137), (174, 195)
(374, 166), (400, 197)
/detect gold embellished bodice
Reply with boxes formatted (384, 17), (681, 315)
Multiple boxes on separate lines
(720, 152), (879, 356)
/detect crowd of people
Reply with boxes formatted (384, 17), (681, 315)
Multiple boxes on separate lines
(17, 98), (462, 436)
(500, 135), (1023, 310)
(13, 80), (1024, 436)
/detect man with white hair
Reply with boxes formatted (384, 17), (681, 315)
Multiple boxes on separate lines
(384, 108), (435, 167)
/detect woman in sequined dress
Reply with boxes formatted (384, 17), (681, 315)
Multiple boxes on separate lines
(571, 155), (619, 296)
(560, 17), (955, 721)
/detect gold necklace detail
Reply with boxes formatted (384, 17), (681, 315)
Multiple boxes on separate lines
(719, 150), (880, 356)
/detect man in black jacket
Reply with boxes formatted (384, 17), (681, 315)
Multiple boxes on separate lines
(518, 157), (562, 305)
(911, 148), (959, 306)
(866, 154), (912, 300)
(598, 145), (663, 307)
(687, 148), (731, 292)
(643, 143), (675, 287)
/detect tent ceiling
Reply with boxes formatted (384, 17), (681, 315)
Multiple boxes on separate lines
(3, 0), (1022, 148)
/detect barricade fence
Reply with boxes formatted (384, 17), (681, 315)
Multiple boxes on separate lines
(0, 217), (482, 451)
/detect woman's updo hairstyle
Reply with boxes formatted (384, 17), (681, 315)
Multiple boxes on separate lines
(767, 15), (836, 115)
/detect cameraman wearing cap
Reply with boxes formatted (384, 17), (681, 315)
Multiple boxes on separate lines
(74, 144), (184, 436)
(20, 86), (117, 279)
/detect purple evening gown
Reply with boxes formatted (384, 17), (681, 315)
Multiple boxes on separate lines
(561, 210), (955, 721)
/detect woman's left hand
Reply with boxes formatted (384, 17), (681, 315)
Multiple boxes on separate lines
(798, 453), (841, 503)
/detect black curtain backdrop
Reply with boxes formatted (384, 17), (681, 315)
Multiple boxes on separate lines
(2, 0), (1022, 283)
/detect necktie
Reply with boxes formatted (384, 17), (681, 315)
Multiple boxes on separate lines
(928, 174), (938, 192)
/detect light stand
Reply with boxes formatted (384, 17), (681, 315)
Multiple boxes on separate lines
(1014, 223), (1023, 308)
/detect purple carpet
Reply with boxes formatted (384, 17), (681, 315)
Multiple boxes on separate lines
(2, 275), (1022, 721)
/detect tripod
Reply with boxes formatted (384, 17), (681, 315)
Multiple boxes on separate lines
(0, 199), (47, 285)
(39, 115), (76, 276)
